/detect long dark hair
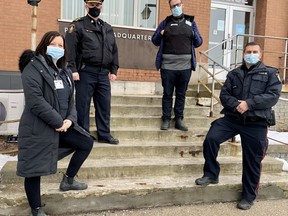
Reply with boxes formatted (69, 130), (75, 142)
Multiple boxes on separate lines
(35, 31), (66, 68)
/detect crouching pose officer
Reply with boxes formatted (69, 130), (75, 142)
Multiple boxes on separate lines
(195, 42), (282, 210)
(65, 0), (119, 144)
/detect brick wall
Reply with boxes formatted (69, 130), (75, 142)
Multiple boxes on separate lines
(255, 0), (288, 81)
(1, 0), (60, 71)
(1, 0), (287, 83)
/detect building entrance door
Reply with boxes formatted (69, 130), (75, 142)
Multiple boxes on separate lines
(209, 1), (255, 79)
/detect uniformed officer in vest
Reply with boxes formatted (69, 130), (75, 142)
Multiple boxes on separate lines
(65, 0), (119, 144)
(152, 0), (203, 131)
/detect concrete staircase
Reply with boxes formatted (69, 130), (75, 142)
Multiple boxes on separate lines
(1, 82), (288, 216)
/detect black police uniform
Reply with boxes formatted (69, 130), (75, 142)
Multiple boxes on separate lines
(65, 15), (119, 141)
(202, 61), (282, 203)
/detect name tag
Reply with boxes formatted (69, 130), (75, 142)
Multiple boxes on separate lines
(171, 23), (178, 26)
(185, 20), (192, 26)
(54, 80), (64, 89)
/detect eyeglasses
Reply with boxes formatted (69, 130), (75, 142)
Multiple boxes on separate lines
(87, 2), (102, 8)
(170, 2), (182, 9)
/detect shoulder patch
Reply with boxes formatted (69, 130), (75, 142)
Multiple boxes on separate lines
(73, 17), (84, 22)
(68, 24), (76, 33)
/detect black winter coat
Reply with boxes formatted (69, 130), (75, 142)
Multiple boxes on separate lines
(17, 52), (85, 177)
(220, 61), (282, 121)
(65, 15), (119, 74)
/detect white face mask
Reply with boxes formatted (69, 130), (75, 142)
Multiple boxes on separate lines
(46, 46), (64, 61)
(244, 53), (260, 65)
(171, 6), (183, 17)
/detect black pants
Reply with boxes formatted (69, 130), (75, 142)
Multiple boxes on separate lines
(24, 128), (93, 209)
(160, 68), (192, 121)
(203, 116), (268, 202)
(75, 65), (111, 140)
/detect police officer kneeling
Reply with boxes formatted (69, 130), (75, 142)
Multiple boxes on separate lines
(65, 0), (119, 144)
(195, 42), (282, 210)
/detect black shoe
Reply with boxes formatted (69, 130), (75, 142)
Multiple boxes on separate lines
(59, 174), (88, 191)
(161, 120), (170, 130)
(195, 176), (219, 186)
(98, 136), (119, 145)
(237, 199), (254, 210)
(30, 207), (47, 216)
(175, 119), (188, 131)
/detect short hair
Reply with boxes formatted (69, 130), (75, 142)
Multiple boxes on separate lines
(169, 0), (182, 4)
(244, 41), (262, 52)
(35, 31), (66, 68)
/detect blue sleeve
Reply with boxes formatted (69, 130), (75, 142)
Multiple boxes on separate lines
(152, 21), (166, 47)
(192, 21), (203, 48)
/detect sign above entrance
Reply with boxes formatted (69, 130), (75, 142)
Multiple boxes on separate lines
(213, 0), (253, 6)
(59, 21), (157, 70)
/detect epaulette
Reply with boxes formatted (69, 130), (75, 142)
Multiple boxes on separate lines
(266, 65), (278, 71)
(73, 17), (84, 22)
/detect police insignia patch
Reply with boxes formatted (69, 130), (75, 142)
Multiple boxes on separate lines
(68, 24), (75, 33)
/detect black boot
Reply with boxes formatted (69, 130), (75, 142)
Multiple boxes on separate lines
(30, 207), (47, 216)
(59, 174), (88, 191)
(160, 120), (170, 130)
(175, 119), (188, 131)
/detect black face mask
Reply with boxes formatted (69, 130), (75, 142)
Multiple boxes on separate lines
(88, 7), (100, 18)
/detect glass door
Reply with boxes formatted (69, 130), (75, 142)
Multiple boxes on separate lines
(208, 3), (254, 79)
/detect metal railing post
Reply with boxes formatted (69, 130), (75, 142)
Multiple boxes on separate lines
(283, 39), (288, 83)
(210, 62), (216, 117)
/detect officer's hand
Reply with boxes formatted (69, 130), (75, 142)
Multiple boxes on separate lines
(73, 72), (80, 81)
(236, 100), (248, 114)
(109, 74), (117, 81)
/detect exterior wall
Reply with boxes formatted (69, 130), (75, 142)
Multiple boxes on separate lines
(0, 0), (287, 86)
(1, 0), (60, 72)
(254, 0), (288, 81)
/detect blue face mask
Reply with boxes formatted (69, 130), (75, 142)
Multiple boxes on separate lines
(244, 53), (260, 65)
(171, 6), (183, 17)
(46, 46), (64, 61)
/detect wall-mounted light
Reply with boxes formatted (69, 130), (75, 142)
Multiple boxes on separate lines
(141, 4), (156, 20)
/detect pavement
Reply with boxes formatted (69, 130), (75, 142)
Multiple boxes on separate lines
(62, 199), (288, 216)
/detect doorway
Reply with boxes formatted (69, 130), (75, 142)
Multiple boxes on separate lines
(208, 2), (255, 78)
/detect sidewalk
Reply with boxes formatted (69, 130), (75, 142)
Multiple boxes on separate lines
(64, 199), (288, 216)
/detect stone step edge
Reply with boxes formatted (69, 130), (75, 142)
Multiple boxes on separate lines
(1, 156), (282, 181)
(1, 173), (288, 215)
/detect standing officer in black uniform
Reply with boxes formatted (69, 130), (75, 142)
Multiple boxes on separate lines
(65, 0), (119, 144)
(195, 42), (282, 210)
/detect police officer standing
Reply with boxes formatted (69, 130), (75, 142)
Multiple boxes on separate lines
(65, 0), (119, 144)
(195, 42), (282, 210)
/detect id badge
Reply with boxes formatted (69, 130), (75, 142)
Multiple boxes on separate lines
(54, 80), (64, 89)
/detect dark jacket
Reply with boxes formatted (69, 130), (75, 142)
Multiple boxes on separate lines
(65, 15), (119, 74)
(16, 50), (87, 177)
(220, 61), (282, 121)
(152, 14), (203, 71)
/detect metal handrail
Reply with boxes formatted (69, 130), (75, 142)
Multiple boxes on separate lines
(198, 34), (288, 117)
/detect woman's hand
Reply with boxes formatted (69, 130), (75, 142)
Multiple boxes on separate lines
(55, 119), (72, 132)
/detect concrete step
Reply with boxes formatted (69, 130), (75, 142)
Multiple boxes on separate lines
(1, 156), (282, 184)
(90, 105), (211, 117)
(91, 115), (216, 128)
(111, 95), (198, 106)
(1, 172), (288, 215)
(84, 141), (241, 159)
(91, 127), (209, 142)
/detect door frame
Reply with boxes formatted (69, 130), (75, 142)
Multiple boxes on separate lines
(210, 2), (255, 69)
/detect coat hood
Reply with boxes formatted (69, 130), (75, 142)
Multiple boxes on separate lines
(18, 49), (35, 73)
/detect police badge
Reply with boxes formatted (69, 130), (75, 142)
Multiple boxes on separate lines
(68, 24), (75, 33)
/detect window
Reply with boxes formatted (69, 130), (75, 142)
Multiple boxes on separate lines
(61, 0), (157, 29)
